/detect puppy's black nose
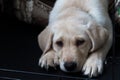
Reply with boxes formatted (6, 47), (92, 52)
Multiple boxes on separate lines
(64, 62), (77, 71)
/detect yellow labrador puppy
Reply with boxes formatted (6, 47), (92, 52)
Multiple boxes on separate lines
(38, 0), (113, 77)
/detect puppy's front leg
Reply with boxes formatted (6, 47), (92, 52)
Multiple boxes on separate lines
(39, 50), (59, 69)
(82, 52), (103, 77)
(82, 38), (112, 77)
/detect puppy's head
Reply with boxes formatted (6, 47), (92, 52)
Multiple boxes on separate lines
(45, 20), (108, 72)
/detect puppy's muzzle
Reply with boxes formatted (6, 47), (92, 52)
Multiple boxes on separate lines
(64, 62), (77, 71)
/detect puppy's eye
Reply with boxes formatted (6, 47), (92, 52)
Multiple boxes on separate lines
(56, 41), (63, 47)
(76, 39), (85, 46)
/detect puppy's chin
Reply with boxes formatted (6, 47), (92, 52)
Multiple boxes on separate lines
(60, 61), (81, 73)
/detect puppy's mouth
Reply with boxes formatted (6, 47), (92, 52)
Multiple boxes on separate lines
(60, 61), (81, 72)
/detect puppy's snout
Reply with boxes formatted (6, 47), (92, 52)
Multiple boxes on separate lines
(64, 62), (77, 71)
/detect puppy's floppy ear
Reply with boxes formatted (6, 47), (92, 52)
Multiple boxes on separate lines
(86, 22), (109, 52)
(38, 26), (53, 54)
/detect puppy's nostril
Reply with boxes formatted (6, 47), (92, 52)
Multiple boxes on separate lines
(64, 62), (77, 71)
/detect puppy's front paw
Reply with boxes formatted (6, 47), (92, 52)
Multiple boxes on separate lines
(82, 54), (103, 77)
(39, 51), (59, 70)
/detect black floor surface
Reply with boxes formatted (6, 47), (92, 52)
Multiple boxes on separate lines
(0, 14), (120, 80)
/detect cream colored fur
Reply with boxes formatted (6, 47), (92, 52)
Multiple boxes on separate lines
(38, 0), (113, 77)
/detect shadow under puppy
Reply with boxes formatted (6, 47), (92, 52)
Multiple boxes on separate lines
(38, 0), (113, 77)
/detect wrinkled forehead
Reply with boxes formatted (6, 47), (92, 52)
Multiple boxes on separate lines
(52, 20), (86, 34)
(51, 22), (88, 41)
